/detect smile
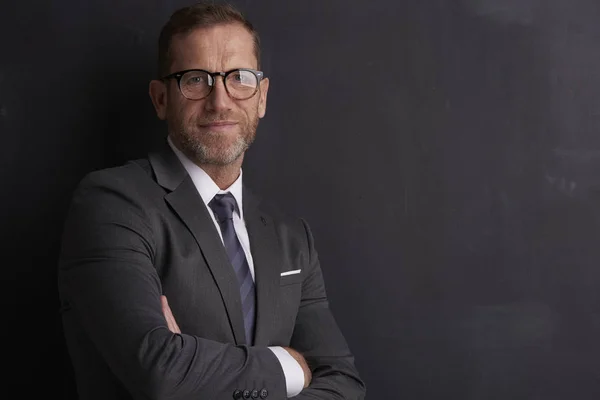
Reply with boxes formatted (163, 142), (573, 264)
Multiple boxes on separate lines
(199, 121), (238, 132)
(200, 121), (237, 127)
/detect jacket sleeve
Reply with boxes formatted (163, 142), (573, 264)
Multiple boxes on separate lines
(290, 219), (367, 399)
(58, 171), (287, 400)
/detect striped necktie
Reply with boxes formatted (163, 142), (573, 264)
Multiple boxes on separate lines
(209, 193), (256, 345)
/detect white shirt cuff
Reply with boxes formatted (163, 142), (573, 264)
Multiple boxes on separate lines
(268, 346), (305, 397)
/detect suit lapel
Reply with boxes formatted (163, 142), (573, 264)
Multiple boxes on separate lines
(243, 187), (282, 346)
(148, 146), (247, 345)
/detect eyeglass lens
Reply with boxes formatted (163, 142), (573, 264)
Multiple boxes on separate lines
(179, 70), (259, 100)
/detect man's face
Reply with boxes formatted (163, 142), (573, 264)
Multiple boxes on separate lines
(153, 23), (269, 166)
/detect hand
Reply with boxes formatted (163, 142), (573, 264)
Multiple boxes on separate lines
(283, 347), (312, 388)
(161, 295), (181, 334)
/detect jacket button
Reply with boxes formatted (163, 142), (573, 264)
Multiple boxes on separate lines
(243, 389), (251, 398)
(260, 388), (268, 398)
(251, 389), (259, 398)
(233, 389), (243, 399)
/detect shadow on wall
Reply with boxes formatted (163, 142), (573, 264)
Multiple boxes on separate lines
(49, 10), (167, 399)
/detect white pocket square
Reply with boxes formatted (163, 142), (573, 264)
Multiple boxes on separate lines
(280, 269), (301, 277)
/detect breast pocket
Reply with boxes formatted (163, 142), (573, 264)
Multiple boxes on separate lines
(280, 269), (303, 286)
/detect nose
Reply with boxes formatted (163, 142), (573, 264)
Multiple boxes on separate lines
(204, 76), (233, 112)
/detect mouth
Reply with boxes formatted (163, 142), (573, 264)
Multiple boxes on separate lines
(199, 121), (238, 128)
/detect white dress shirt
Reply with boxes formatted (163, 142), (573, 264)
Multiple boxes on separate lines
(167, 136), (304, 397)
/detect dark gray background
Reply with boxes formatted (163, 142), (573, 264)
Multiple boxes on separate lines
(3, 0), (600, 398)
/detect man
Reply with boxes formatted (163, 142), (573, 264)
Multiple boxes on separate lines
(58, 2), (365, 399)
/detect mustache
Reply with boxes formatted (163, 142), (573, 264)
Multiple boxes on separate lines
(197, 113), (236, 124)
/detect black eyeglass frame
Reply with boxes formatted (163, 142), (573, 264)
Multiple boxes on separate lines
(161, 68), (265, 100)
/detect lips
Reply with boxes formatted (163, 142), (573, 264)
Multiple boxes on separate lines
(199, 120), (237, 127)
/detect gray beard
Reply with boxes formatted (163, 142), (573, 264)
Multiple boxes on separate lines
(170, 115), (258, 166)
(176, 129), (252, 166)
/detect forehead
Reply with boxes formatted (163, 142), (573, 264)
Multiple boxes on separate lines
(169, 23), (257, 72)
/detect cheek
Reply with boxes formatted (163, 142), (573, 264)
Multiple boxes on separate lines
(165, 93), (180, 119)
(168, 100), (198, 124)
(242, 100), (262, 121)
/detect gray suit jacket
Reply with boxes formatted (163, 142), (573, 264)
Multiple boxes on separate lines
(58, 144), (365, 400)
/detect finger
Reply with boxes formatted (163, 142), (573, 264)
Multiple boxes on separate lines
(161, 295), (181, 333)
(164, 300), (181, 333)
(160, 295), (173, 328)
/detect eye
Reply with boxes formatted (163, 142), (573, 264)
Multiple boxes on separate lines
(231, 72), (243, 82)
(183, 72), (208, 86)
(227, 70), (256, 87)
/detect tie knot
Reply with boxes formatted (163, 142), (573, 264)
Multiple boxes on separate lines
(209, 193), (237, 222)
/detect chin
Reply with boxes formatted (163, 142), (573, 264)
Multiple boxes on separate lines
(197, 143), (247, 165)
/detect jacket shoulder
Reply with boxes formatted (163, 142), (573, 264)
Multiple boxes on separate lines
(79, 159), (153, 188)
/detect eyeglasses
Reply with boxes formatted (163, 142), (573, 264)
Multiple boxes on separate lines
(161, 68), (264, 101)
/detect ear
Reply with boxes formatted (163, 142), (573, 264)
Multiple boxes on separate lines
(257, 77), (269, 118)
(149, 79), (168, 120)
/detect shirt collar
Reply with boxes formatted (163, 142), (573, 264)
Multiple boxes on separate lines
(167, 135), (244, 218)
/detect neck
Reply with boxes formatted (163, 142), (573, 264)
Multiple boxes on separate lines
(199, 156), (244, 189)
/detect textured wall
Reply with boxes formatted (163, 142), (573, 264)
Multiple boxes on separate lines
(3, 1), (600, 398)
